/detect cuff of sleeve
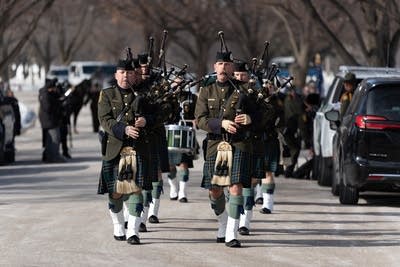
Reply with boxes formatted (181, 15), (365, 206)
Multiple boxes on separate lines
(112, 122), (126, 140)
(208, 118), (222, 134)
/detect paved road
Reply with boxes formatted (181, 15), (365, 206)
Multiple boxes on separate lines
(1, 91), (399, 267)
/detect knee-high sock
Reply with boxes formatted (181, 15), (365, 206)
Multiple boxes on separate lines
(225, 216), (240, 242)
(149, 198), (160, 218)
(255, 183), (262, 200)
(123, 202), (129, 223)
(109, 209), (125, 237)
(239, 188), (254, 229)
(210, 193), (227, 238)
(210, 193), (226, 216)
(141, 190), (152, 224)
(109, 195), (125, 232)
(168, 177), (178, 199)
(178, 181), (187, 199)
(177, 169), (189, 199)
(126, 193), (143, 238)
(226, 195), (243, 242)
(217, 210), (228, 238)
(126, 214), (141, 238)
(262, 183), (275, 211)
(149, 181), (162, 217)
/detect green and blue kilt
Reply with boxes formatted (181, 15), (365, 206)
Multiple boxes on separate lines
(264, 138), (280, 172)
(201, 147), (252, 189)
(168, 151), (194, 168)
(252, 151), (265, 179)
(98, 151), (156, 194)
(148, 142), (161, 182)
(156, 128), (170, 173)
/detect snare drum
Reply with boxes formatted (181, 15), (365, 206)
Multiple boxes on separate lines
(165, 124), (196, 154)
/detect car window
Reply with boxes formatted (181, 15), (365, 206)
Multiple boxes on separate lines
(366, 86), (400, 121)
(332, 79), (344, 103)
(324, 77), (340, 104)
(347, 84), (364, 115)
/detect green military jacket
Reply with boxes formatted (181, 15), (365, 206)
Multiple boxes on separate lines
(195, 81), (254, 158)
(98, 85), (148, 161)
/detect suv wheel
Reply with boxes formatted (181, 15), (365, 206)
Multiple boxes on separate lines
(311, 154), (320, 180)
(318, 157), (332, 186)
(331, 155), (340, 196)
(339, 184), (359, 204)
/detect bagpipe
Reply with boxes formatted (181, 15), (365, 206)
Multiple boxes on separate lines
(123, 30), (202, 157)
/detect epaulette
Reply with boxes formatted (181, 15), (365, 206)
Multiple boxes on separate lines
(201, 75), (217, 87)
(99, 85), (116, 103)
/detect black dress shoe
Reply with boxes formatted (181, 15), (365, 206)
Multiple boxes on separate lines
(139, 223), (147, 232)
(114, 235), (126, 241)
(127, 235), (140, 245)
(216, 237), (225, 243)
(238, 227), (249, 235)
(225, 239), (241, 248)
(170, 196), (178, 201)
(148, 215), (159, 224)
(255, 198), (263, 205)
(179, 197), (188, 203)
(260, 207), (272, 214)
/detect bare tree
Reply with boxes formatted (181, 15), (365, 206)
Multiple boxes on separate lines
(107, 0), (227, 78)
(302, 0), (400, 67)
(29, 0), (98, 73)
(224, 0), (283, 62)
(0, 0), (55, 81)
(265, 1), (321, 89)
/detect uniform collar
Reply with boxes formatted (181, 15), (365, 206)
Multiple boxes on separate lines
(216, 81), (230, 87)
(117, 85), (132, 95)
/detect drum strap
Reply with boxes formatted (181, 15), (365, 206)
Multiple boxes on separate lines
(211, 141), (233, 186)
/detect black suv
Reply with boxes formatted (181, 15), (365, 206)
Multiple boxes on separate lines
(326, 77), (400, 204)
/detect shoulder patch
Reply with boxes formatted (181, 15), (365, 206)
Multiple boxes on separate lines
(202, 75), (216, 87)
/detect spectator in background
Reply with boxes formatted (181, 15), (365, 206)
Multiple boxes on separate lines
(85, 81), (101, 133)
(311, 53), (324, 96)
(283, 86), (304, 178)
(292, 93), (320, 179)
(340, 72), (357, 117)
(39, 78), (65, 163)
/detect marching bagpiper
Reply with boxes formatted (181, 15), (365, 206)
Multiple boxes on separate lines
(97, 56), (158, 245)
(195, 35), (259, 247)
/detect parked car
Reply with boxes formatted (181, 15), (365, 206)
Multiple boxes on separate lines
(0, 95), (20, 164)
(325, 77), (400, 204)
(312, 66), (400, 187)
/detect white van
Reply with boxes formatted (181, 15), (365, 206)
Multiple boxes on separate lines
(68, 61), (115, 87)
(47, 65), (69, 83)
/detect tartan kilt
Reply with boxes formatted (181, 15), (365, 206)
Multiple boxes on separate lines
(97, 149), (158, 194)
(201, 147), (252, 189)
(252, 151), (265, 179)
(147, 142), (161, 182)
(156, 128), (170, 173)
(168, 151), (194, 168)
(264, 138), (280, 172)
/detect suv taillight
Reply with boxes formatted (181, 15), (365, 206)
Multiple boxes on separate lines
(355, 115), (400, 130)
